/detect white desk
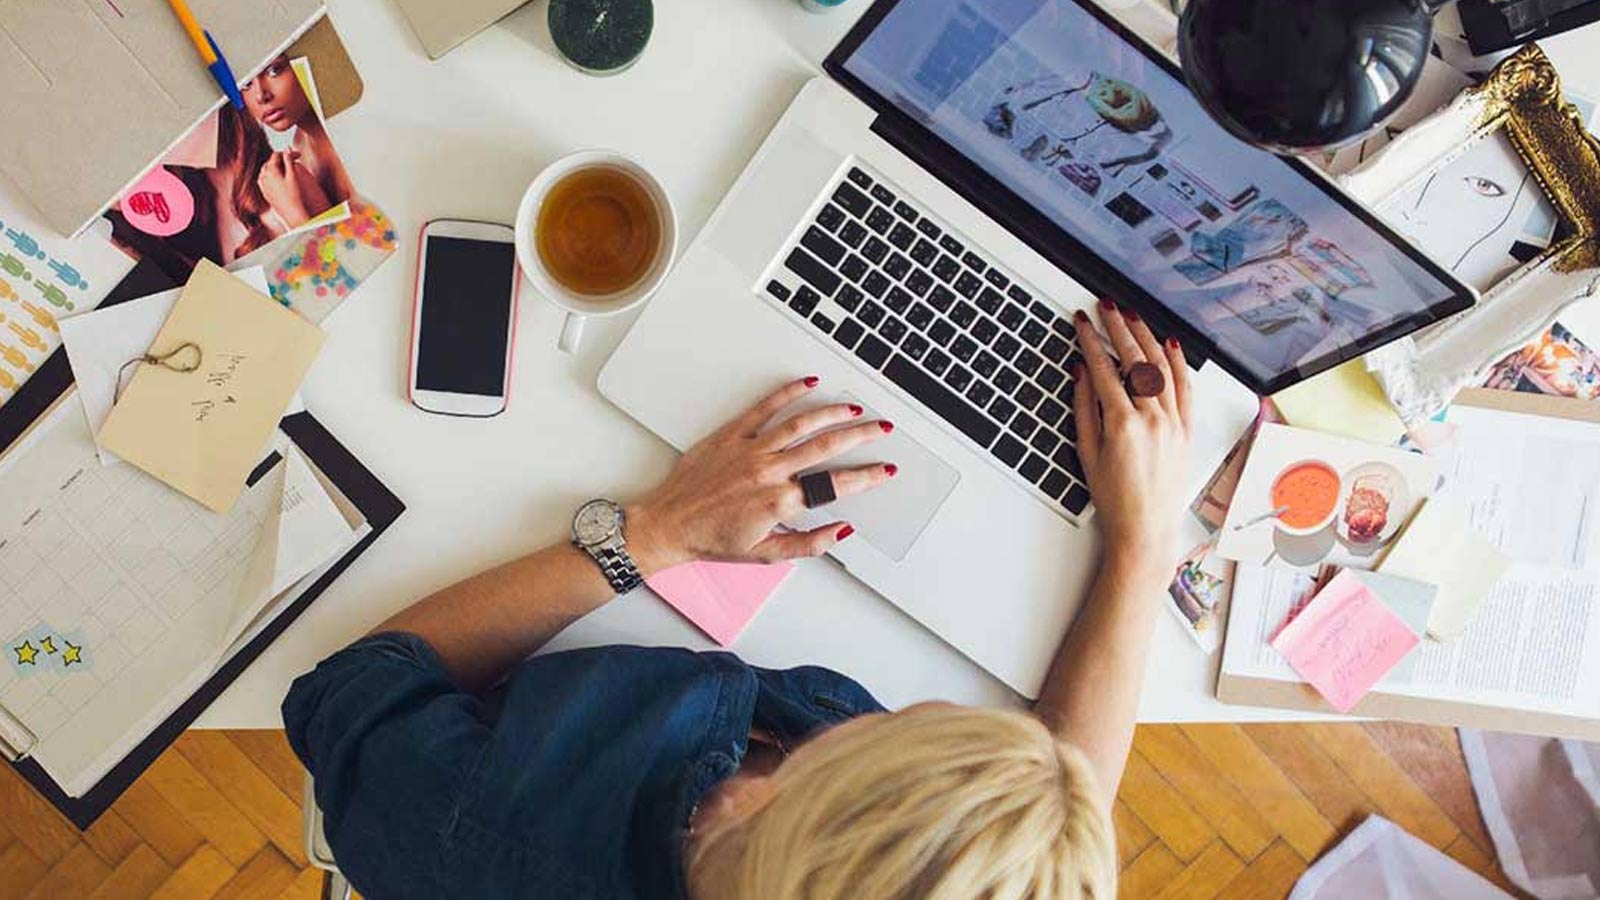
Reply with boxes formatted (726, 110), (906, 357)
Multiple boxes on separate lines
(194, 0), (1600, 728)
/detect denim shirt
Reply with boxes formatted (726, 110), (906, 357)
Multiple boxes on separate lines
(282, 633), (885, 899)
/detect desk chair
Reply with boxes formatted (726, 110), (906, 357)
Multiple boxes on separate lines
(303, 777), (354, 900)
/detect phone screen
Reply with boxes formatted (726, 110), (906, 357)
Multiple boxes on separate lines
(416, 235), (517, 396)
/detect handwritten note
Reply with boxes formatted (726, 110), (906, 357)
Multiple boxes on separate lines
(97, 261), (324, 513)
(1270, 569), (1421, 712)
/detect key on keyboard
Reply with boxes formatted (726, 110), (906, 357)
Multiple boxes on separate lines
(760, 165), (1094, 521)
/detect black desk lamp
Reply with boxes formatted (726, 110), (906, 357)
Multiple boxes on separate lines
(1178, 0), (1454, 153)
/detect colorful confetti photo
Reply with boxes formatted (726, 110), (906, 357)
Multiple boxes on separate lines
(266, 197), (399, 325)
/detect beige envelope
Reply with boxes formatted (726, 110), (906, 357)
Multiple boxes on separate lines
(392, 0), (530, 59)
(98, 260), (324, 513)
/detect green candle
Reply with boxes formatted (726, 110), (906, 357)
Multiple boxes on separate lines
(548, 0), (654, 76)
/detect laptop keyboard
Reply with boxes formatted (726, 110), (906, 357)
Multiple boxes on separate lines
(761, 164), (1093, 521)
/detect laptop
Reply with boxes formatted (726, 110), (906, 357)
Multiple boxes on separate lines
(599, 0), (1474, 696)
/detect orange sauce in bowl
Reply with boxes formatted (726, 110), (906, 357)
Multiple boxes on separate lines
(1271, 462), (1339, 529)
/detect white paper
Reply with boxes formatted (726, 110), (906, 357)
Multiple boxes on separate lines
(1440, 405), (1600, 570)
(0, 396), (350, 795)
(272, 446), (357, 597)
(1225, 557), (1600, 718)
(1379, 492), (1511, 639)
(56, 267), (269, 465)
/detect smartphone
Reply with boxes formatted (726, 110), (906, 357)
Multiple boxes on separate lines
(408, 219), (521, 417)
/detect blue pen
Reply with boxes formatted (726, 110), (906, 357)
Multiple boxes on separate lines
(203, 32), (245, 110)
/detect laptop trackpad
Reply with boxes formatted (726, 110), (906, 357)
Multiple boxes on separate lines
(775, 393), (960, 562)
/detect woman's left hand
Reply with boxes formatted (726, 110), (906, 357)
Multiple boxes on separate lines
(626, 377), (896, 571)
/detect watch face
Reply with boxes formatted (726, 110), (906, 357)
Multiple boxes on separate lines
(575, 500), (620, 545)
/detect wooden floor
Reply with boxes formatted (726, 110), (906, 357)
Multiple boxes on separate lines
(0, 723), (1516, 899)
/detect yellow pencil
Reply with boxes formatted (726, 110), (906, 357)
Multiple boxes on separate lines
(163, 0), (217, 65)
(161, 0), (244, 108)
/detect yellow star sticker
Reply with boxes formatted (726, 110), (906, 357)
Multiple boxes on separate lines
(13, 641), (37, 666)
(61, 642), (82, 666)
(39, 635), (56, 654)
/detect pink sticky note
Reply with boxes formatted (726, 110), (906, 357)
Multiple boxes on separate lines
(646, 561), (794, 646)
(1270, 569), (1420, 713)
(119, 168), (195, 237)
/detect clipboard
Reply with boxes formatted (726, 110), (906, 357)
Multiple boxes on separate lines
(0, 263), (404, 828)
(1216, 388), (1600, 740)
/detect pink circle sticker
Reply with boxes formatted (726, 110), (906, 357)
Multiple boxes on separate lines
(119, 168), (195, 237)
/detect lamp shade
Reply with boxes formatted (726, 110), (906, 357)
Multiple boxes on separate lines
(1178, 0), (1441, 153)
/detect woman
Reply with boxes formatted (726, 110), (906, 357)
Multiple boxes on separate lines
(285, 304), (1193, 899)
(242, 54), (355, 225)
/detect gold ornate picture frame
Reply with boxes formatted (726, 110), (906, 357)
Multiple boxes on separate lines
(1339, 44), (1600, 424)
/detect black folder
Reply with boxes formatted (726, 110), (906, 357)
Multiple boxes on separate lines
(0, 261), (404, 828)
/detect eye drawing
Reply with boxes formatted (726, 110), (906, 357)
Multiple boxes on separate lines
(1463, 176), (1507, 198)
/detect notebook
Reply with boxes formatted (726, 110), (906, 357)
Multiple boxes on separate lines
(392, 0), (530, 59)
(0, 0), (326, 236)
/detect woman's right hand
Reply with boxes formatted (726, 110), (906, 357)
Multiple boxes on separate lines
(1072, 301), (1193, 569)
(257, 150), (327, 227)
(626, 377), (896, 571)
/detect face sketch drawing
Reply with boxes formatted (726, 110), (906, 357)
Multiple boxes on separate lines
(1388, 136), (1545, 290)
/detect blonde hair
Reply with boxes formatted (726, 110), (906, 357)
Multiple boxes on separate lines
(696, 704), (1116, 900)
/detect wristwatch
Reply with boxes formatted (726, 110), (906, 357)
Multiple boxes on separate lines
(572, 499), (645, 594)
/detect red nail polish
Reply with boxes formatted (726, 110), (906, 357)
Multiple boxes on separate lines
(1167, 336), (1180, 349)
(879, 421), (895, 434)
(848, 404), (864, 417)
(836, 524), (855, 541)
(803, 376), (820, 388)
(1074, 309), (1090, 322)
(884, 463), (899, 477)
(1123, 308), (1140, 321)
(1099, 297), (1116, 311)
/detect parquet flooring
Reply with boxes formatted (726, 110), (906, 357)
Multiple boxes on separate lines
(0, 723), (1515, 899)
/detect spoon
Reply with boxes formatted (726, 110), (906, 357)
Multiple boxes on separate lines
(1232, 505), (1290, 531)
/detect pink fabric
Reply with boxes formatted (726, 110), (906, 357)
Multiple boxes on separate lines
(646, 561), (793, 646)
(1461, 729), (1600, 898)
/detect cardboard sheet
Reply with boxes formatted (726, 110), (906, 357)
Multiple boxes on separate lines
(392, 0), (530, 59)
(0, 0), (326, 236)
(1217, 390), (1600, 740)
(97, 261), (324, 512)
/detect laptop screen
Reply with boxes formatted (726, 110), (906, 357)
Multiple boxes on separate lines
(837, 0), (1466, 390)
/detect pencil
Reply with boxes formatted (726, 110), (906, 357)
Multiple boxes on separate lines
(164, 0), (217, 65)
(161, 0), (244, 109)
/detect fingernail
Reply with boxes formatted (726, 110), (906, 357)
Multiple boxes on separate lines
(848, 403), (864, 417)
(803, 375), (820, 388)
(1167, 336), (1180, 349)
(884, 463), (899, 477)
(879, 421), (895, 434)
(1123, 308), (1140, 321)
(1098, 297), (1116, 311)
(836, 524), (855, 541)
(1074, 309), (1090, 322)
